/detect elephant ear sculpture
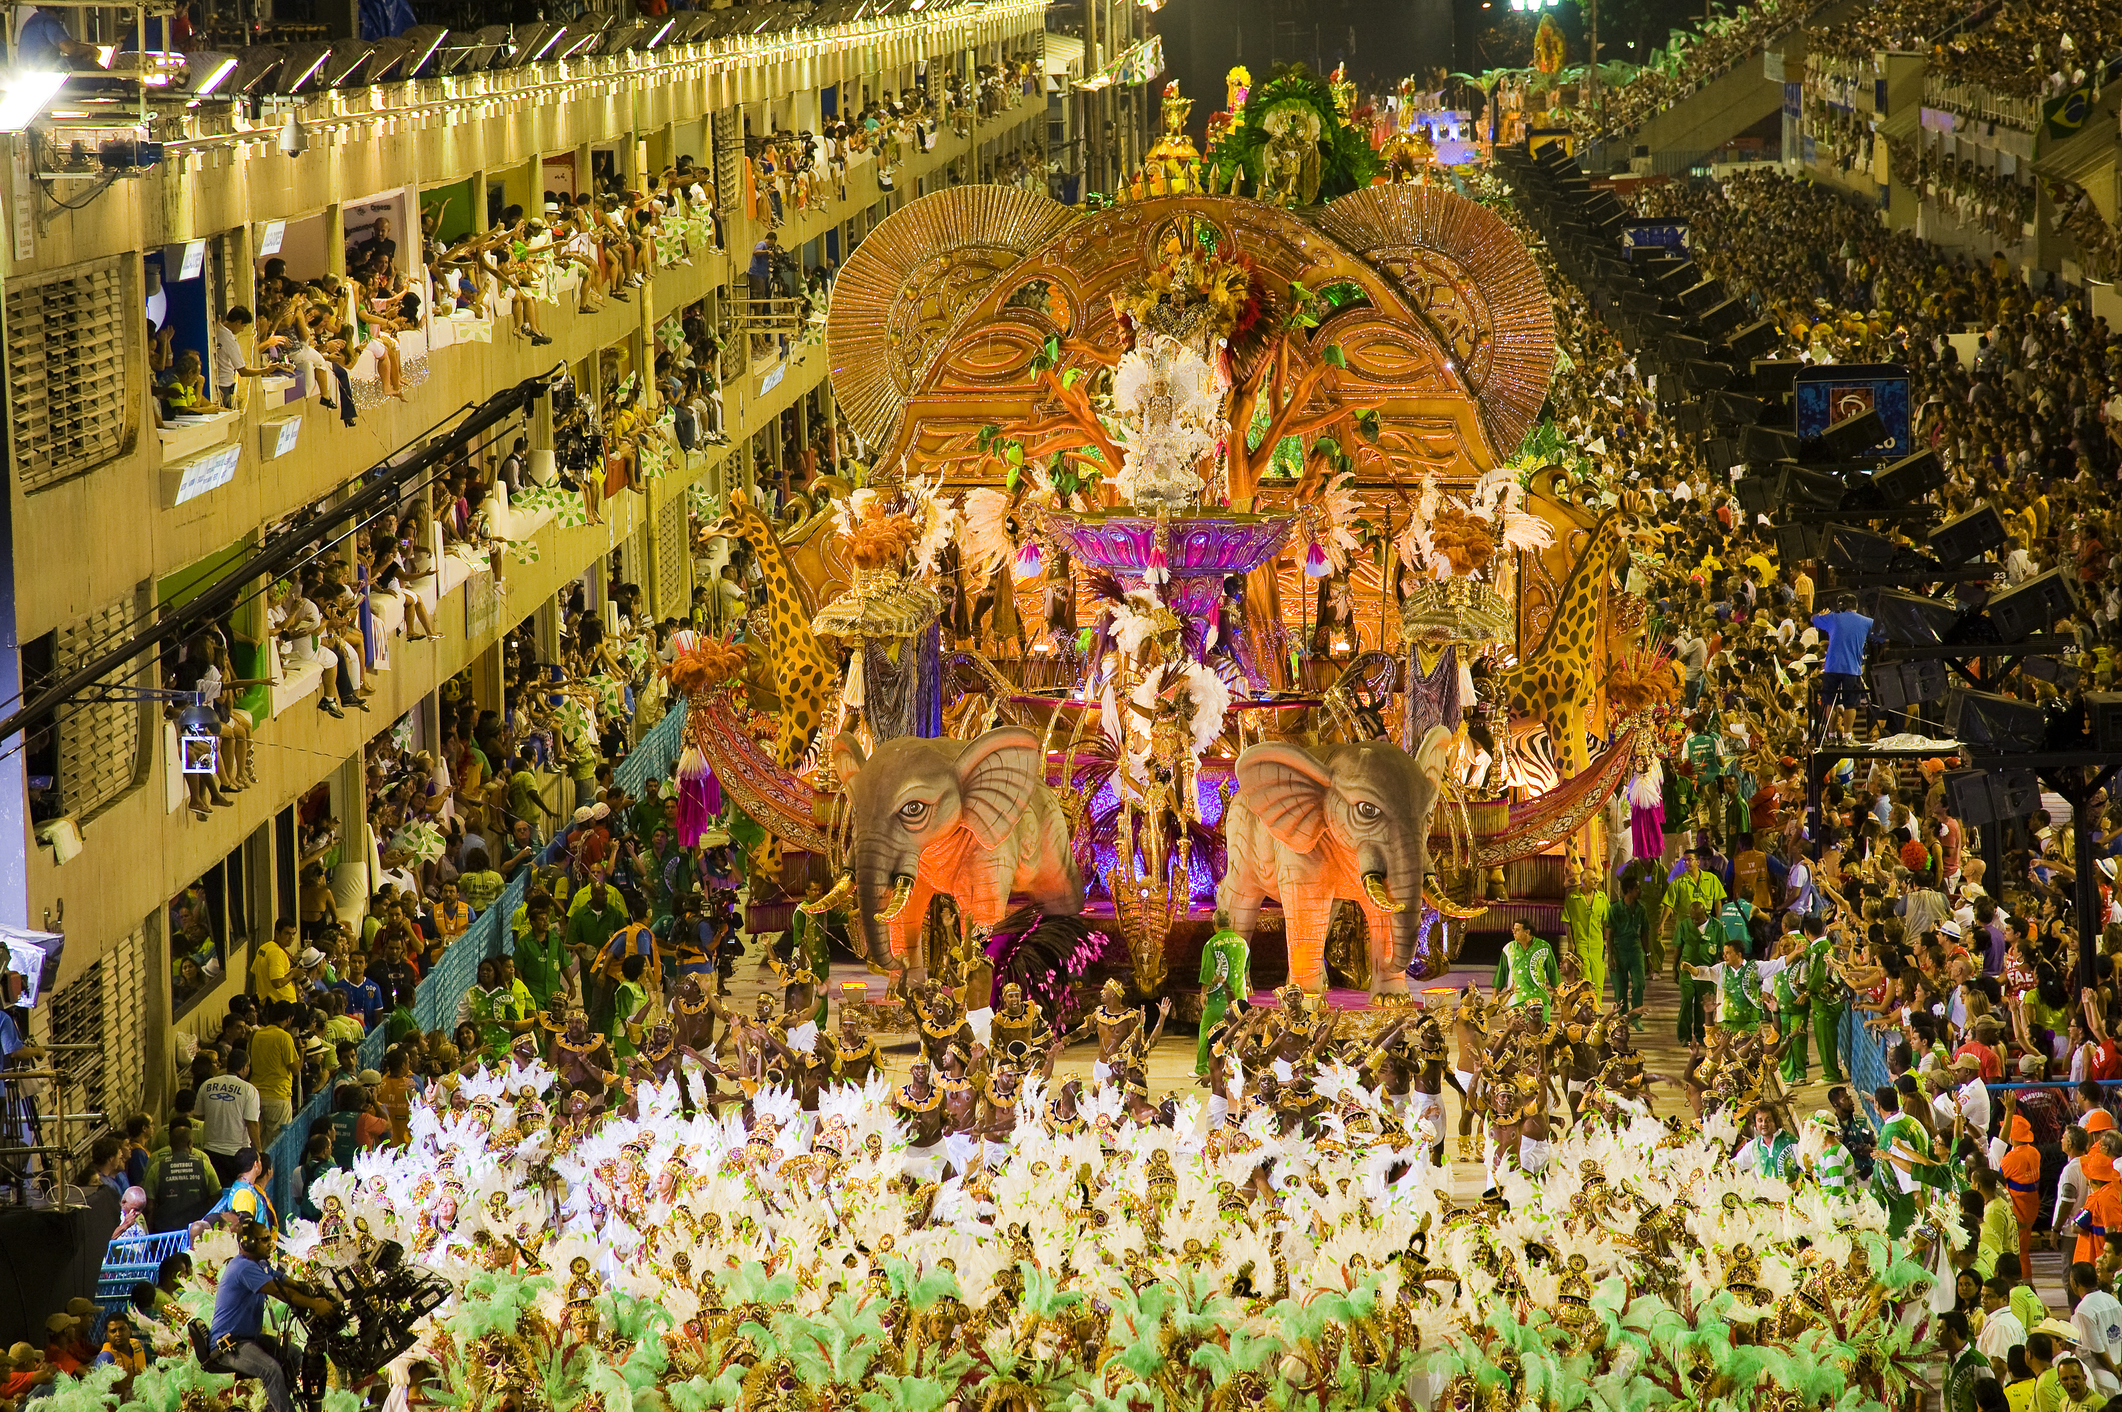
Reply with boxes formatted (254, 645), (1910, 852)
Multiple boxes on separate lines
(830, 725), (1083, 974)
(1218, 726), (1456, 994)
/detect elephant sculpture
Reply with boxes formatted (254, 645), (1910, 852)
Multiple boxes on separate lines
(1217, 726), (1454, 995)
(830, 725), (1083, 974)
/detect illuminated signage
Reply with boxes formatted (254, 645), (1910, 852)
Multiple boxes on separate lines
(169, 442), (242, 505)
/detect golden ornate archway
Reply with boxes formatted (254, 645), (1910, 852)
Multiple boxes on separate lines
(826, 185), (1555, 491)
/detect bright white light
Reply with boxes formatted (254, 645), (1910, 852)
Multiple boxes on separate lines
(0, 69), (66, 132)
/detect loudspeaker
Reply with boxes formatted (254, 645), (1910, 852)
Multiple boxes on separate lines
(1741, 424), (1802, 463)
(1674, 401), (1710, 434)
(1651, 261), (1701, 293)
(1820, 522), (1900, 572)
(1944, 769), (1999, 824)
(1775, 523), (1819, 565)
(1868, 659), (1949, 710)
(1664, 333), (1713, 364)
(2001, 768), (2043, 817)
(1943, 767), (2043, 826)
(1705, 436), (1740, 475)
(1749, 358), (1802, 392)
(1696, 296), (1749, 336)
(1867, 589), (1962, 646)
(2086, 691), (2122, 751)
(1948, 688), (2048, 752)
(1710, 390), (1764, 426)
(1928, 504), (2008, 566)
(1678, 279), (1728, 313)
(1844, 448), (1945, 510)
(1682, 359), (1734, 391)
(1727, 320), (1781, 361)
(1987, 568), (2081, 641)
(1805, 408), (1889, 462)
(1779, 466), (1853, 512)
(2023, 656), (2083, 693)
(1737, 474), (1776, 516)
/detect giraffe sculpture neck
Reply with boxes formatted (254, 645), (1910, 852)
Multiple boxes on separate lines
(727, 500), (836, 770)
(1501, 511), (1624, 782)
(1532, 515), (1621, 674)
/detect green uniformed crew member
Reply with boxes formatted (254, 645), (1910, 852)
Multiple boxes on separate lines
(1683, 938), (1789, 1035)
(1196, 911), (1250, 1075)
(1607, 875), (1649, 1029)
(1801, 914), (1846, 1083)
(1673, 900), (1715, 1044)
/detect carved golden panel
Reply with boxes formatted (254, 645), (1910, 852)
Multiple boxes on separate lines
(825, 187), (1557, 483)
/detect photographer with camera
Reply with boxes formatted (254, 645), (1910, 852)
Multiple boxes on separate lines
(206, 1220), (339, 1412)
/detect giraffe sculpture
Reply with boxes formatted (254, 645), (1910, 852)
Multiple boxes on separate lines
(1497, 506), (1627, 789)
(707, 492), (838, 771)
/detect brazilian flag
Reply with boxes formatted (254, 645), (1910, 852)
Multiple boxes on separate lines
(2046, 79), (2096, 140)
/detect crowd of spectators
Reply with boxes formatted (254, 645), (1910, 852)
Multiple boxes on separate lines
(1518, 163), (2122, 1376)
(1929, 0), (2122, 103)
(149, 156), (725, 436)
(1812, 0), (1989, 62)
(1594, 0), (1824, 136)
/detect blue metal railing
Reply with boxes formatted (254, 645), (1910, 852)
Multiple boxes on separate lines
(257, 700), (687, 1225)
(95, 1229), (191, 1311)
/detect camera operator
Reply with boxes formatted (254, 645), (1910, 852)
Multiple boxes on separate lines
(207, 1220), (339, 1412)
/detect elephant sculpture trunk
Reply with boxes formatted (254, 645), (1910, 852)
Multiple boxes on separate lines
(833, 726), (1083, 980)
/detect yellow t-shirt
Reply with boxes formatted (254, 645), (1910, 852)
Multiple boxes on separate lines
(252, 940), (295, 1004)
(248, 1023), (298, 1103)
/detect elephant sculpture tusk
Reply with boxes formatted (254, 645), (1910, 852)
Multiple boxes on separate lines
(1422, 875), (1490, 921)
(1361, 872), (1408, 915)
(799, 873), (856, 914)
(873, 874), (917, 922)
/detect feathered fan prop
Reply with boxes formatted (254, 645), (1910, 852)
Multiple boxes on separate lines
(985, 908), (1112, 1028)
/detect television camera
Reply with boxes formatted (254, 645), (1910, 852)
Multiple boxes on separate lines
(191, 1239), (450, 1412)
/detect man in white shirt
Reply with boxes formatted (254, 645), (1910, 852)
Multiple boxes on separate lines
(211, 308), (262, 409)
(2070, 1262), (2122, 1398)
(1978, 1274), (2027, 1376)
(1949, 1053), (1992, 1139)
(2057, 1126), (2092, 1234)
(197, 1051), (262, 1185)
(1784, 853), (1816, 919)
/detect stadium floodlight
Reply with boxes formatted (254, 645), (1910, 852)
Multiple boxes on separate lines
(0, 68), (65, 131)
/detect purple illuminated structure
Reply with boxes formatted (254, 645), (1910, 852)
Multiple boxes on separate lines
(1041, 510), (1296, 616)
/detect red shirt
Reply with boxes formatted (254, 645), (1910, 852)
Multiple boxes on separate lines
(575, 824), (611, 869)
(1953, 1040), (2003, 1081)
(1748, 785), (1781, 836)
(354, 1111), (392, 1149)
(2094, 1037), (2122, 1081)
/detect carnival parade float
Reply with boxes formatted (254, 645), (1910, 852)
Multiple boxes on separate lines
(112, 72), (1959, 1412)
(686, 65), (1652, 1023)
